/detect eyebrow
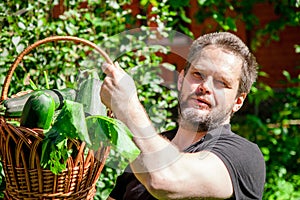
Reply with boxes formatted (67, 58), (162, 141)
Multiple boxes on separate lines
(191, 65), (236, 84)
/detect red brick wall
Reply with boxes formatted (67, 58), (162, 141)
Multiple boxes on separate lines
(167, 1), (300, 88)
(251, 3), (300, 88)
(52, 1), (300, 88)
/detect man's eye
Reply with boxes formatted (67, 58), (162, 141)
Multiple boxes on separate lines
(215, 80), (227, 87)
(194, 72), (205, 79)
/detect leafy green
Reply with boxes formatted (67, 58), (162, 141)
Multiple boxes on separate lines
(51, 100), (90, 144)
(86, 115), (140, 163)
(41, 100), (140, 174)
(41, 135), (71, 174)
(41, 100), (90, 174)
(0, 105), (6, 116)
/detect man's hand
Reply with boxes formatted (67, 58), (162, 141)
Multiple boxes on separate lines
(100, 62), (139, 119)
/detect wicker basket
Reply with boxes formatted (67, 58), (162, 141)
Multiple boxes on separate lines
(0, 36), (114, 200)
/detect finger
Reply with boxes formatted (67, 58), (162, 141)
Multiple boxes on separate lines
(101, 62), (116, 76)
(114, 61), (121, 68)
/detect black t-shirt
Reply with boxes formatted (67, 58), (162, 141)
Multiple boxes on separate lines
(110, 124), (266, 200)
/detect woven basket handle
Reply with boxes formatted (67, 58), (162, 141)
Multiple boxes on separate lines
(1, 36), (114, 101)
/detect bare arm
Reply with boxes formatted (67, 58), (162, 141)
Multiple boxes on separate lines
(100, 63), (233, 199)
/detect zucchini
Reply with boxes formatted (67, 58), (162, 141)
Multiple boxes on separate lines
(2, 92), (32, 117)
(2, 88), (76, 117)
(20, 91), (55, 129)
(76, 75), (107, 116)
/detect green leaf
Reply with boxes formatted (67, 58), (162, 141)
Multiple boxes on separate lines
(12, 36), (20, 47)
(161, 62), (176, 71)
(295, 44), (300, 53)
(225, 17), (237, 31)
(169, 0), (190, 8)
(17, 22), (26, 29)
(258, 71), (269, 78)
(41, 133), (72, 174)
(140, 0), (150, 6)
(86, 115), (140, 162)
(41, 100), (90, 174)
(85, 115), (110, 150)
(43, 71), (50, 89)
(75, 72), (107, 116)
(197, 0), (207, 5)
(179, 7), (191, 24)
(52, 100), (90, 144)
(283, 70), (291, 81)
(16, 43), (25, 54)
(29, 79), (38, 90)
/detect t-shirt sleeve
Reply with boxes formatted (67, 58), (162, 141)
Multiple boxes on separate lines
(109, 166), (133, 200)
(208, 134), (266, 199)
(109, 172), (128, 199)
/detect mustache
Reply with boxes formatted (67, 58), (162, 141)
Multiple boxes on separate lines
(179, 90), (213, 107)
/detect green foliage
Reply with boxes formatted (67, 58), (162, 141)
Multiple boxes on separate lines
(41, 100), (88, 174)
(232, 70), (300, 199)
(194, 0), (300, 50)
(138, 0), (194, 38)
(250, 1), (300, 51)
(194, 1), (300, 198)
(0, 0), (299, 199)
(86, 115), (140, 162)
(195, 0), (247, 32)
(0, 0), (178, 199)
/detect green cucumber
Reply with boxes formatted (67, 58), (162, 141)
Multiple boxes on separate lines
(2, 92), (32, 117)
(20, 91), (55, 129)
(2, 88), (76, 117)
(76, 75), (107, 116)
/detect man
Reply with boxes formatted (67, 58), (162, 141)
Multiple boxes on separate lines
(101, 32), (266, 199)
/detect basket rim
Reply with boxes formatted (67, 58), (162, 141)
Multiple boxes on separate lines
(1, 35), (114, 101)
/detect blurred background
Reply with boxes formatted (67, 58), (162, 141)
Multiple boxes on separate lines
(0, 0), (299, 199)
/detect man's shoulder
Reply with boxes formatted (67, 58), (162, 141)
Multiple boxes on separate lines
(208, 124), (258, 147)
(205, 124), (265, 164)
(207, 125), (266, 199)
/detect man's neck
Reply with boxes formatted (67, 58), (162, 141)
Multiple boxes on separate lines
(171, 126), (207, 151)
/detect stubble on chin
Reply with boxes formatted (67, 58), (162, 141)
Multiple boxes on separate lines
(178, 100), (233, 132)
(178, 106), (212, 132)
(177, 88), (233, 132)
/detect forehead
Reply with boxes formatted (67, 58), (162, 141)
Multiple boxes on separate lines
(190, 45), (243, 78)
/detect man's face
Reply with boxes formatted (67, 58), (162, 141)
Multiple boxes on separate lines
(178, 45), (246, 132)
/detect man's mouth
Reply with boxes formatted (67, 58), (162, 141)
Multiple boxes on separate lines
(191, 97), (211, 108)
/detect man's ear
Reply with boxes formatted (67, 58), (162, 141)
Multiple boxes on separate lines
(232, 93), (247, 113)
(177, 70), (185, 91)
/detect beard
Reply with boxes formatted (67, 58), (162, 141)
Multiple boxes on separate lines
(178, 91), (234, 132)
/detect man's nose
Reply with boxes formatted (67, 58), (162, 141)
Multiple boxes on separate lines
(196, 77), (213, 95)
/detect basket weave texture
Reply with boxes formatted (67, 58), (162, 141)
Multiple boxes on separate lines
(0, 36), (113, 199)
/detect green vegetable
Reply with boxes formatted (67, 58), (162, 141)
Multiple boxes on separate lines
(40, 98), (139, 174)
(86, 115), (140, 163)
(76, 72), (106, 116)
(2, 88), (76, 117)
(51, 88), (77, 109)
(41, 100), (90, 174)
(20, 91), (55, 130)
(2, 92), (31, 117)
